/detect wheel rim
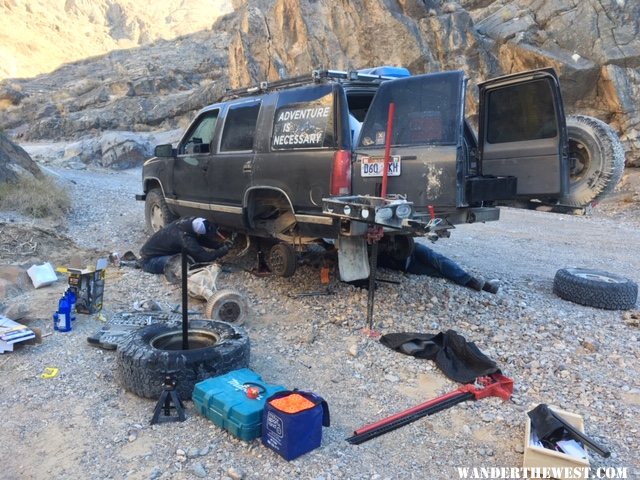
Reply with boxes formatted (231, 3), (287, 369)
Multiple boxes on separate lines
(218, 301), (241, 322)
(150, 204), (164, 232)
(150, 329), (221, 350)
(568, 269), (625, 284)
(568, 139), (590, 183)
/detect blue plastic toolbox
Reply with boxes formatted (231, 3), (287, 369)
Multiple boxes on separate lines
(193, 368), (286, 441)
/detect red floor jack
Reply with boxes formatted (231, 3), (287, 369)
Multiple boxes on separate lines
(347, 373), (514, 444)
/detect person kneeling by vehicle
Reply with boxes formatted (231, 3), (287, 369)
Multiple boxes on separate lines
(378, 242), (500, 294)
(140, 217), (230, 277)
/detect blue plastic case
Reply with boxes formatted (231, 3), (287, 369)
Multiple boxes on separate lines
(192, 368), (286, 441)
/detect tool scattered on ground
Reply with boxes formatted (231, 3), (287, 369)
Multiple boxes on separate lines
(40, 367), (59, 379)
(346, 373), (513, 445)
(287, 288), (334, 298)
(528, 403), (610, 458)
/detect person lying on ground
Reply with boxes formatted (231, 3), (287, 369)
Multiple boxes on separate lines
(377, 242), (500, 294)
(139, 217), (230, 275)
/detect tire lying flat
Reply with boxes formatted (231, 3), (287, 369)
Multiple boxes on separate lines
(116, 319), (250, 400)
(553, 268), (638, 310)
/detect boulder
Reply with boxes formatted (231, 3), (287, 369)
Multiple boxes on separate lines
(0, 131), (42, 184)
(99, 131), (153, 169)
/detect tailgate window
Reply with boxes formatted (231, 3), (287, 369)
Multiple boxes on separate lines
(359, 71), (464, 148)
(272, 85), (335, 150)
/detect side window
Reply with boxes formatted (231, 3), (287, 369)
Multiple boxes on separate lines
(180, 110), (218, 154)
(272, 85), (335, 150)
(220, 102), (261, 152)
(486, 80), (558, 144)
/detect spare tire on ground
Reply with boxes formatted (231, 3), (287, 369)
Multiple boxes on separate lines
(561, 115), (625, 207)
(116, 319), (250, 400)
(553, 268), (638, 310)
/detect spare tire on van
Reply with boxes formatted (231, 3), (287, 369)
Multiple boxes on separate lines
(561, 115), (625, 207)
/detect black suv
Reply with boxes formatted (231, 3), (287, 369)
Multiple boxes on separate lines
(139, 67), (622, 281)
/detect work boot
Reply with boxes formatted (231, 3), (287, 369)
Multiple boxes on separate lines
(466, 277), (485, 291)
(482, 279), (500, 294)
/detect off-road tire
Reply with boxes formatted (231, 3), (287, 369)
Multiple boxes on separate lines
(145, 188), (177, 233)
(267, 243), (297, 277)
(116, 320), (250, 400)
(561, 115), (624, 207)
(553, 268), (638, 310)
(205, 289), (249, 325)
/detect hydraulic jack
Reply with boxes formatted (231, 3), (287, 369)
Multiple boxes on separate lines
(347, 373), (513, 444)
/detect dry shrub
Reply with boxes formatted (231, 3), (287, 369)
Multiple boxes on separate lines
(0, 175), (71, 219)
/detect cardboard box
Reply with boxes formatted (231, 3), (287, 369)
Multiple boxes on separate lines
(523, 406), (590, 480)
(59, 258), (107, 314)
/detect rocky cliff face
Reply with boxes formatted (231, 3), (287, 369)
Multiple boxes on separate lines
(0, 0), (638, 167)
(0, 0), (232, 80)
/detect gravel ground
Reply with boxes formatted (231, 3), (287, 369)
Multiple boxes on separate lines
(1, 166), (639, 480)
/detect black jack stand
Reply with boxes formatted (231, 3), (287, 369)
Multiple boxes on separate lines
(150, 376), (186, 425)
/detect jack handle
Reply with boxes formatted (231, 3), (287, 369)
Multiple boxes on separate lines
(458, 373), (514, 401)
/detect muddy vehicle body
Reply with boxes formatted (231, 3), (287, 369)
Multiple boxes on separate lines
(139, 67), (623, 281)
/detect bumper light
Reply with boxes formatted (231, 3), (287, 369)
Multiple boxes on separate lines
(377, 207), (393, 221)
(395, 203), (412, 219)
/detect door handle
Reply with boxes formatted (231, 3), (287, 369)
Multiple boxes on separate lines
(243, 161), (252, 174)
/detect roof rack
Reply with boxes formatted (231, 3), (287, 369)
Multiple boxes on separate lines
(221, 68), (403, 101)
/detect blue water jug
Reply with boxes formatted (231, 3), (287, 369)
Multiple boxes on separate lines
(53, 294), (72, 332)
(65, 288), (77, 322)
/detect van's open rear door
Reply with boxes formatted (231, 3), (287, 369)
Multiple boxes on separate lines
(478, 68), (569, 201)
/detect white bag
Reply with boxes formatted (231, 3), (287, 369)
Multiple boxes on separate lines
(27, 262), (58, 289)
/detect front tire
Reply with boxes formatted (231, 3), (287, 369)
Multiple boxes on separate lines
(145, 188), (177, 233)
(561, 115), (625, 207)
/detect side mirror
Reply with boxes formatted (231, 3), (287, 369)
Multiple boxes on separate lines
(154, 144), (175, 157)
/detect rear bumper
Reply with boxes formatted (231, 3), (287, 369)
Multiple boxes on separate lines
(322, 195), (500, 236)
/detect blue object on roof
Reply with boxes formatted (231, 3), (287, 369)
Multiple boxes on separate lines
(358, 66), (412, 78)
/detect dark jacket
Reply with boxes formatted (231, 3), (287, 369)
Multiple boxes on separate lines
(140, 217), (228, 263)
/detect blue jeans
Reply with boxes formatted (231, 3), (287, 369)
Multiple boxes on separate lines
(406, 244), (472, 286)
(141, 255), (173, 274)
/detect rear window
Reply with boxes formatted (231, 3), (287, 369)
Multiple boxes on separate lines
(272, 85), (335, 150)
(220, 102), (260, 152)
(359, 71), (464, 147)
(486, 80), (558, 144)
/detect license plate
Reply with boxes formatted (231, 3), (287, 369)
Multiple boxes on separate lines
(360, 156), (401, 177)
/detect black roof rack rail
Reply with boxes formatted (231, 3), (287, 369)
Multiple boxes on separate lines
(221, 69), (399, 101)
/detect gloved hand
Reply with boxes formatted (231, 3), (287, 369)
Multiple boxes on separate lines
(216, 245), (230, 257)
(223, 238), (234, 249)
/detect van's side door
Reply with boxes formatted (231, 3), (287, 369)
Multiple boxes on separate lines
(478, 68), (569, 200)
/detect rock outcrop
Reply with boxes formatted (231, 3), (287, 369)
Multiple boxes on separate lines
(0, 0), (638, 167)
(0, 131), (41, 184)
